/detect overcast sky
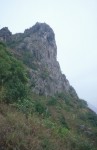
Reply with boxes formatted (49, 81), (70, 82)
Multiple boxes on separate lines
(0, 0), (97, 109)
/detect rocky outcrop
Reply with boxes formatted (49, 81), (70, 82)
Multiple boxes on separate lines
(0, 27), (12, 42)
(0, 22), (78, 98)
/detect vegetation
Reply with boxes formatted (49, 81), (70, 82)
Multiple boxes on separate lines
(0, 42), (28, 103)
(0, 42), (97, 150)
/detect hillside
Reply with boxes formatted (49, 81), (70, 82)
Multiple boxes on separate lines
(0, 23), (97, 150)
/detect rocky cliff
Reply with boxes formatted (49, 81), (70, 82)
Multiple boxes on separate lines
(0, 22), (78, 98)
(1, 23), (97, 150)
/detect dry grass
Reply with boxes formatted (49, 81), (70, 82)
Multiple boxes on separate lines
(0, 103), (67, 150)
(0, 96), (97, 150)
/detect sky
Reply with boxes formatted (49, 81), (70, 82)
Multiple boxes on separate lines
(0, 0), (97, 110)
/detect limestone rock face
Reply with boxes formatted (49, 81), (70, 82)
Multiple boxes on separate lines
(0, 23), (78, 98)
(0, 27), (12, 42)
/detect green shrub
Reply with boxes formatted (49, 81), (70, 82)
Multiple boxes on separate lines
(87, 112), (97, 126)
(78, 99), (88, 108)
(47, 97), (57, 106)
(34, 101), (46, 115)
(56, 92), (66, 99)
(56, 92), (72, 106)
(15, 99), (34, 116)
(78, 141), (94, 150)
(58, 127), (69, 137)
(60, 116), (69, 129)
(44, 119), (56, 129)
(41, 138), (55, 150)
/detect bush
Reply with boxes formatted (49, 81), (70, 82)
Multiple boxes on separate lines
(60, 116), (69, 129)
(34, 101), (46, 115)
(78, 141), (94, 150)
(15, 99), (34, 116)
(78, 99), (88, 108)
(87, 112), (97, 126)
(56, 92), (72, 106)
(56, 92), (66, 99)
(41, 138), (55, 150)
(47, 97), (57, 106)
(57, 127), (69, 138)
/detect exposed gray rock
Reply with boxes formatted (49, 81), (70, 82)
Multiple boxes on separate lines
(79, 125), (93, 136)
(0, 23), (78, 98)
(0, 27), (12, 42)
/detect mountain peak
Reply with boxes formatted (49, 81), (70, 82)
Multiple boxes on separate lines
(24, 22), (55, 46)
(0, 27), (12, 42)
(25, 22), (54, 34)
(0, 23), (78, 98)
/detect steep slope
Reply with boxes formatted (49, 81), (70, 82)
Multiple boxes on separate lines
(0, 23), (97, 150)
(0, 22), (77, 98)
(0, 91), (97, 150)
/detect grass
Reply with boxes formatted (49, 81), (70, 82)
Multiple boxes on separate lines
(0, 92), (97, 150)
